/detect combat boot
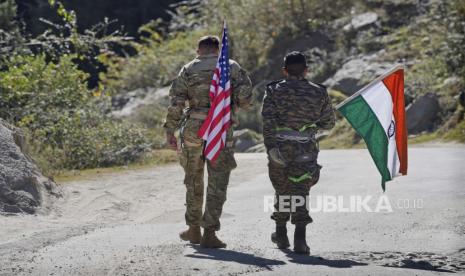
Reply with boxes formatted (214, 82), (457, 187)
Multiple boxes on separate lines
(271, 224), (290, 249)
(200, 228), (227, 248)
(293, 223), (310, 254)
(179, 226), (201, 244)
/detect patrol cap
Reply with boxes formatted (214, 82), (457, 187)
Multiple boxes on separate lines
(284, 51), (308, 76)
(198, 35), (220, 50)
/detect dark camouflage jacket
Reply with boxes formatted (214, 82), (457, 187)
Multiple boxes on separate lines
(261, 76), (336, 151)
(163, 53), (253, 132)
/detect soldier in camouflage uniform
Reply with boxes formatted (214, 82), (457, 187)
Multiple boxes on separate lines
(164, 36), (253, 248)
(261, 51), (335, 254)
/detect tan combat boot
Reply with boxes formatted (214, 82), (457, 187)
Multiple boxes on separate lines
(200, 228), (227, 248)
(179, 226), (201, 244)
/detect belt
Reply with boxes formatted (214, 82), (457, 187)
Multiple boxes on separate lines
(183, 139), (234, 148)
(276, 130), (316, 143)
(189, 112), (207, 120)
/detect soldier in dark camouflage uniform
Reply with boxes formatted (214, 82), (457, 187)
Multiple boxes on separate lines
(261, 51), (335, 254)
(164, 36), (252, 248)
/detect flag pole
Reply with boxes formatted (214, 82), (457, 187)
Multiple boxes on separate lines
(335, 64), (404, 110)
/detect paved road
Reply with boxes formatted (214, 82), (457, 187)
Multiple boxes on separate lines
(1, 147), (464, 275)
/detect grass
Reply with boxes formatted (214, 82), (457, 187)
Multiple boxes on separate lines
(443, 119), (465, 143)
(320, 116), (465, 148)
(53, 118), (465, 183)
(408, 132), (440, 144)
(54, 149), (178, 183)
(318, 119), (362, 149)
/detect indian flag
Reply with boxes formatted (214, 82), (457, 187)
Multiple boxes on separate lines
(337, 65), (408, 190)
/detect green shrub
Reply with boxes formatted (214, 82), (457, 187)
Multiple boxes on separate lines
(0, 54), (150, 171)
(47, 111), (149, 169)
(0, 54), (91, 126)
(102, 0), (357, 95)
(126, 102), (167, 148)
(101, 29), (207, 93)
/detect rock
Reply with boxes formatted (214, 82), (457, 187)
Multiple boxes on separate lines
(343, 12), (379, 32)
(442, 77), (461, 90)
(254, 31), (333, 81)
(233, 129), (263, 153)
(111, 88), (147, 110)
(111, 86), (170, 118)
(0, 119), (61, 214)
(245, 143), (266, 153)
(323, 53), (393, 95)
(406, 93), (440, 134)
(305, 47), (339, 83)
(363, 0), (420, 27)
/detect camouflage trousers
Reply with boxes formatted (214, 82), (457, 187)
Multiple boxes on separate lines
(268, 160), (314, 225)
(179, 146), (237, 231)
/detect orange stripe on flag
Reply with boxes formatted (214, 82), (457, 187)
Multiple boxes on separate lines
(382, 69), (408, 175)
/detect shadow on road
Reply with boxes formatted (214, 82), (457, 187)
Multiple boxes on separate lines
(383, 259), (454, 273)
(185, 245), (286, 270)
(282, 249), (368, 268)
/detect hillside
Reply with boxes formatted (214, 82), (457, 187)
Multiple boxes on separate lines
(0, 0), (464, 178)
(107, 0), (465, 151)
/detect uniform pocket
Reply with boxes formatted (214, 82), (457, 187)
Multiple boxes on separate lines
(209, 149), (237, 171)
(182, 119), (204, 147)
(179, 150), (188, 170)
(224, 150), (237, 171)
(308, 164), (322, 188)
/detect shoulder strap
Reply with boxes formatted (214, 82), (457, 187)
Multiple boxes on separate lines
(308, 81), (327, 90)
(266, 79), (284, 89)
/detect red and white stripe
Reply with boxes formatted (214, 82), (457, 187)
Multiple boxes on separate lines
(197, 66), (231, 161)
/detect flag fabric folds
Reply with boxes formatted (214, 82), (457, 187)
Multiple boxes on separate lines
(337, 66), (408, 190)
(198, 22), (232, 162)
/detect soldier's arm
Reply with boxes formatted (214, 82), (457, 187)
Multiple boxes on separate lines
(163, 66), (189, 134)
(261, 87), (278, 151)
(230, 62), (253, 109)
(317, 90), (336, 130)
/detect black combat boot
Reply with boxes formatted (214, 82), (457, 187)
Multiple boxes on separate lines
(293, 223), (310, 254)
(271, 223), (290, 249)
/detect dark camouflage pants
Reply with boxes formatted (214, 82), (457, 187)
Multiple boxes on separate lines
(179, 145), (236, 231)
(268, 141), (320, 225)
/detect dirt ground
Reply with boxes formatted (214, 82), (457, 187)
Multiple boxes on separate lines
(1, 147), (464, 275)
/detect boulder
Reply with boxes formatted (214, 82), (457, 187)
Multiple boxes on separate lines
(0, 119), (60, 214)
(363, 0), (420, 27)
(406, 93), (440, 134)
(254, 31), (334, 81)
(245, 143), (266, 153)
(343, 12), (379, 32)
(111, 86), (170, 118)
(233, 129), (263, 153)
(323, 53), (393, 95)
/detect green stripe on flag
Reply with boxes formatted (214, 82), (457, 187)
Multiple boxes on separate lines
(338, 95), (391, 189)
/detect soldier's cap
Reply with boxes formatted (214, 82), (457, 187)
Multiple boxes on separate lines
(283, 51), (308, 76)
(198, 35), (220, 50)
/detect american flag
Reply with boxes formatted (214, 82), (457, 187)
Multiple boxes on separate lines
(197, 22), (231, 162)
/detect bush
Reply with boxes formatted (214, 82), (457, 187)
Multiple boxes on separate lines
(102, 0), (357, 95)
(445, 0), (465, 85)
(0, 54), (91, 126)
(32, 110), (150, 170)
(126, 102), (167, 149)
(0, 54), (150, 171)
(101, 29), (205, 93)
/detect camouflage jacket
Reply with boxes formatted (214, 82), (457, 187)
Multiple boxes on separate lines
(261, 76), (336, 151)
(163, 53), (253, 132)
